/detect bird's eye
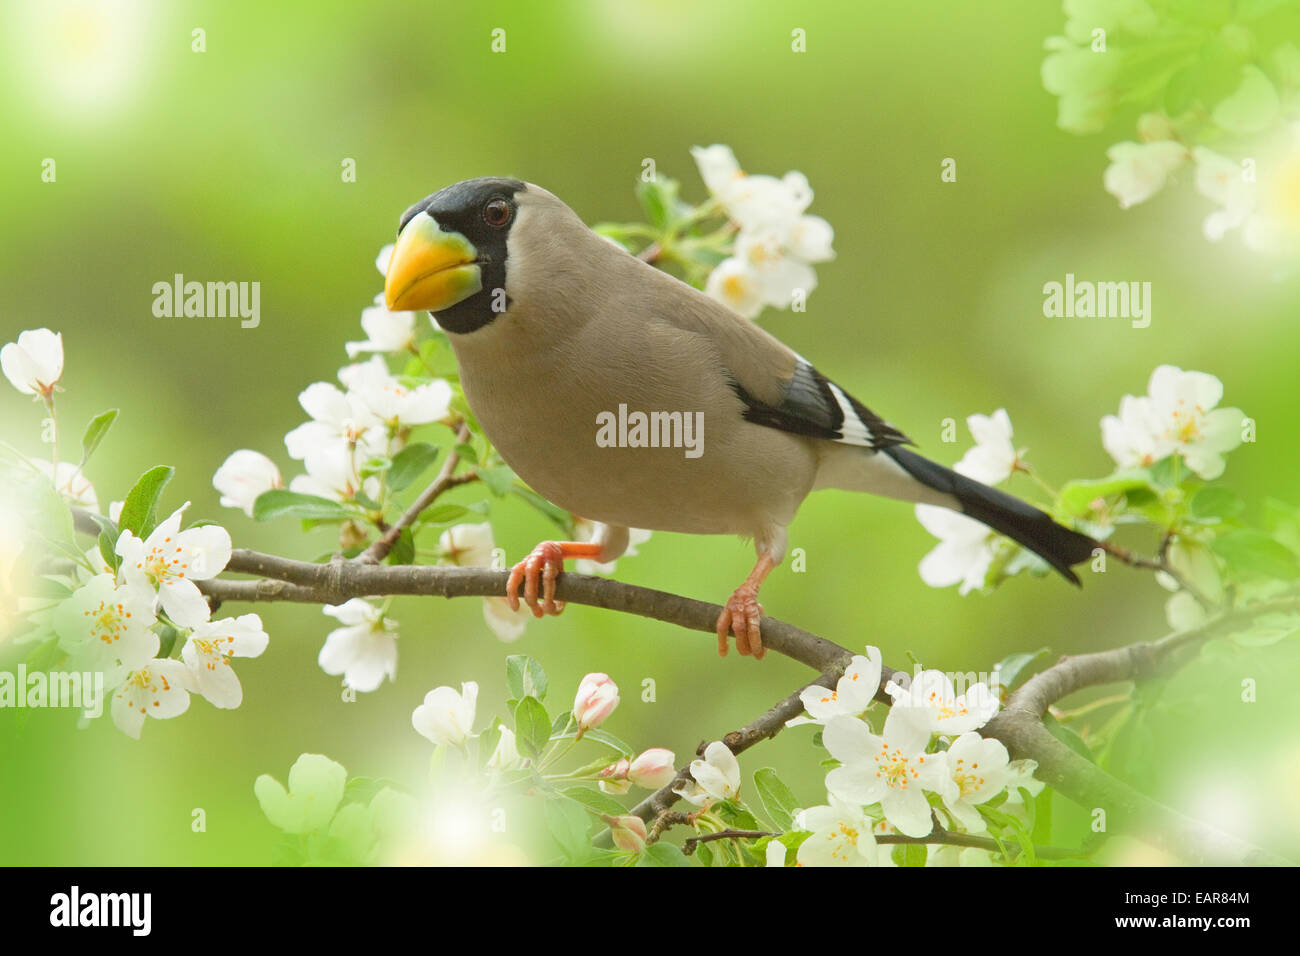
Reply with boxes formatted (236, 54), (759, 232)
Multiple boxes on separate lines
(483, 198), (512, 227)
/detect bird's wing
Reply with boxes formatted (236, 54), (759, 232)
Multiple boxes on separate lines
(632, 263), (913, 451)
(727, 356), (914, 450)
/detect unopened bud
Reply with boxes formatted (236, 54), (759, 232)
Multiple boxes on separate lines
(628, 748), (676, 789)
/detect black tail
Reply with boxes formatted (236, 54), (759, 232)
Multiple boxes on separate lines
(886, 447), (1097, 585)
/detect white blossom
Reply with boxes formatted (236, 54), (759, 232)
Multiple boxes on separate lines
(823, 711), (947, 838)
(412, 681), (479, 748)
(2, 328), (63, 396)
(953, 409), (1021, 485)
(319, 599), (398, 692)
(180, 613), (269, 708)
(673, 740), (741, 805)
(914, 505), (996, 594)
(795, 796), (879, 867)
(116, 504), (231, 628)
(213, 450), (282, 517)
(1103, 140), (1189, 209)
(111, 659), (192, 739)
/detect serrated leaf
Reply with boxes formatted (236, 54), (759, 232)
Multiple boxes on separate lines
(561, 786), (628, 817)
(387, 442), (440, 492)
(79, 409), (118, 464)
(552, 726), (633, 756)
(753, 768), (798, 831)
(253, 489), (351, 522)
(505, 654), (548, 702)
(118, 465), (174, 538)
(544, 796), (593, 863)
(514, 696), (551, 759)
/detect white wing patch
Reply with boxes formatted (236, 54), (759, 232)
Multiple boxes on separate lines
(827, 382), (875, 447)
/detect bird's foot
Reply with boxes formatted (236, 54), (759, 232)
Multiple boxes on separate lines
(715, 552), (779, 660)
(506, 540), (603, 618)
(716, 586), (767, 660)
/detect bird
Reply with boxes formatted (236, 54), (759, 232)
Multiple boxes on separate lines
(383, 177), (1098, 660)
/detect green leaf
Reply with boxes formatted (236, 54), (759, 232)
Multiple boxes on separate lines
(544, 796), (593, 863)
(638, 842), (690, 867)
(419, 504), (470, 525)
(505, 654), (548, 702)
(1212, 529), (1300, 580)
(634, 175), (683, 231)
(387, 442), (440, 492)
(509, 484), (572, 533)
(993, 647), (1051, 693)
(1213, 65), (1281, 134)
(118, 465), (175, 538)
(386, 528), (415, 565)
(513, 696), (551, 759)
(552, 726), (633, 756)
(359, 455), (392, 479)
(1043, 713), (1095, 763)
(894, 843), (928, 867)
(79, 409), (118, 464)
(1190, 487), (1245, 521)
(716, 801), (762, 832)
(253, 489), (351, 522)
(1057, 470), (1153, 517)
(156, 621), (181, 658)
(561, 786), (628, 817)
(452, 442), (479, 465)
(479, 465), (516, 497)
(82, 511), (121, 572)
(753, 768), (799, 831)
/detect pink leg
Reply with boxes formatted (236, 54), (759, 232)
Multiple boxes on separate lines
(506, 541), (604, 618)
(716, 553), (778, 660)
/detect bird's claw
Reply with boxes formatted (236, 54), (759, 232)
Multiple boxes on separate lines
(716, 587), (765, 660)
(506, 541), (569, 618)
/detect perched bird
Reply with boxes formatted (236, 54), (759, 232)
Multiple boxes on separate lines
(384, 177), (1097, 659)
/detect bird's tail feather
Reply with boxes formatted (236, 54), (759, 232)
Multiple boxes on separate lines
(885, 447), (1097, 585)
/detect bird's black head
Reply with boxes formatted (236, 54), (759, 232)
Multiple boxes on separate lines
(385, 177), (526, 334)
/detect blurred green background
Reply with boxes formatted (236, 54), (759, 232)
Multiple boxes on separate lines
(1, 0), (1297, 865)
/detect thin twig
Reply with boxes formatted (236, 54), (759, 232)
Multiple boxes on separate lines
(682, 830), (774, 855)
(874, 828), (1098, 862)
(359, 421), (475, 564)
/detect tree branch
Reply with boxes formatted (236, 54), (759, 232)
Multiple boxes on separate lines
(359, 421), (475, 564)
(200, 547), (1296, 865)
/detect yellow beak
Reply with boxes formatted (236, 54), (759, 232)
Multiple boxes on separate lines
(384, 211), (483, 312)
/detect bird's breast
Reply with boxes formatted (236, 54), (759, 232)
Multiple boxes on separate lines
(446, 314), (816, 536)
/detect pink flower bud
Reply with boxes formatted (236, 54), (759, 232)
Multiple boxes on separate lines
(606, 814), (648, 853)
(597, 758), (632, 795)
(573, 672), (619, 732)
(628, 748), (677, 789)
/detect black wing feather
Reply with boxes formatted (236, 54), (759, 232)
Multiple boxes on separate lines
(728, 360), (913, 450)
